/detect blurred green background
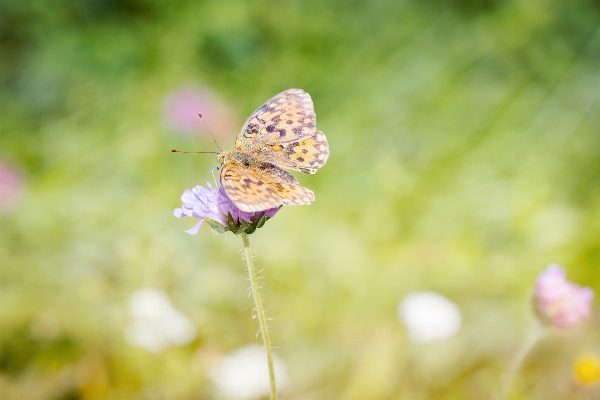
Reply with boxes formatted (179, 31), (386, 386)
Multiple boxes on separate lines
(2, 0), (600, 399)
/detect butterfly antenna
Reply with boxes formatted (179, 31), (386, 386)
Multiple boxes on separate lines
(198, 113), (223, 152)
(170, 149), (218, 154)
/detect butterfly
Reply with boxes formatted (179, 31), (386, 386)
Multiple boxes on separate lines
(217, 89), (329, 213)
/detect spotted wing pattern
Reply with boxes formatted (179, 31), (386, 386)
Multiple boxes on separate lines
(220, 161), (315, 213)
(255, 130), (329, 174)
(239, 88), (316, 145)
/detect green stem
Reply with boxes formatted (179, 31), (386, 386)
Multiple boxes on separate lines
(495, 321), (544, 400)
(241, 232), (277, 400)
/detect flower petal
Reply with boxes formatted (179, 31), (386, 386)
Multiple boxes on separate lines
(184, 220), (203, 235)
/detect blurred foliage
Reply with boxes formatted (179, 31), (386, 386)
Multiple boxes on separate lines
(1, 0), (600, 399)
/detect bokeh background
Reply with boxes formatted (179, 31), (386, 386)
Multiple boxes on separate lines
(2, 0), (600, 399)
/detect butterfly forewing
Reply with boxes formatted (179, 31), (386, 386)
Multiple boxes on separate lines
(238, 88), (316, 146)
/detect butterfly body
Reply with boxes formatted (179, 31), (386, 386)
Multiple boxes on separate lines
(218, 89), (329, 213)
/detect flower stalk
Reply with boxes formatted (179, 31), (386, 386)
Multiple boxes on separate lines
(495, 321), (544, 400)
(241, 232), (278, 400)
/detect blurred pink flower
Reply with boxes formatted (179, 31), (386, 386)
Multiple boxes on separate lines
(0, 161), (24, 212)
(163, 87), (238, 137)
(535, 264), (594, 328)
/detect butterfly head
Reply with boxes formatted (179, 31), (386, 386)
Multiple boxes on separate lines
(217, 151), (229, 165)
(218, 151), (256, 167)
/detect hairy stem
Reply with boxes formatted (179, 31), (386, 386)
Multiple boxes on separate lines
(241, 232), (277, 400)
(495, 321), (544, 400)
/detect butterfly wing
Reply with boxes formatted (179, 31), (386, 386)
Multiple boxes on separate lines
(254, 130), (330, 174)
(237, 88), (316, 146)
(220, 160), (315, 212)
(219, 89), (326, 211)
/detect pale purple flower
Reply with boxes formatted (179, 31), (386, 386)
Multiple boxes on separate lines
(535, 264), (594, 328)
(173, 183), (279, 235)
(163, 87), (237, 137)
(0, 161), (24, 212)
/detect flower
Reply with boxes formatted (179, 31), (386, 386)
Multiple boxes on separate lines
(0, 161), (24, 212)
(125, 288), (196, 353)
(397, 291), (462, 343)
(210, 345), (288, 400)
(574, 354), (600, 385)
(163, 87), (237, 137)
(173, 182), (279, 235)
(534, 264), (594, 328)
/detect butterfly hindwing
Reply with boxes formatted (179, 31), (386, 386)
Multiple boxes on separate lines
(282, 130), (329, 174)
(220, 159), (315, 213)
(249, 130), (329, 174)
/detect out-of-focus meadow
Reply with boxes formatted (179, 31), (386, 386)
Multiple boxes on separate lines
(1, 0), (600, 399)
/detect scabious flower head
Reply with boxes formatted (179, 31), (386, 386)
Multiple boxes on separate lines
(173, 182), (279, 235)
(534, 264), (594, 328)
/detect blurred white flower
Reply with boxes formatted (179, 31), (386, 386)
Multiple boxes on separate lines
(125, 288), (196, 353)
(397, 291), (462, 343)
(210, 345), (288, 400)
